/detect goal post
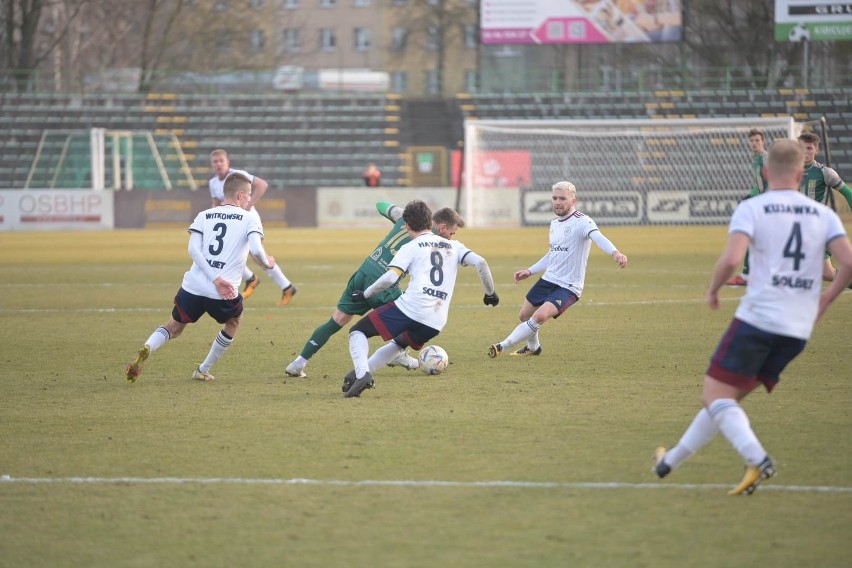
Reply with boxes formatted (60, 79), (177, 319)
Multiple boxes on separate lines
(25, 128), (198, 192)
(462, 117), (800, 228)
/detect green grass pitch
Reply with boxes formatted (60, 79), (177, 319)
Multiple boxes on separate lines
(0, 225), (850, 567)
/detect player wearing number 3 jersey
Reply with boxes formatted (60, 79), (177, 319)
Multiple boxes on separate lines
(342, 200), (499, 398)
(124, 172), (275, 384)
(653, 139), (852, 495)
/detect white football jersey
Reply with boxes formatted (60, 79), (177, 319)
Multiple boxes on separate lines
(389, 232), (473, 330)
(541, 211), (599, 297)
(208, 168), (254, 202)
(181, 204), (264, 299)
(731, 189), (846, 340)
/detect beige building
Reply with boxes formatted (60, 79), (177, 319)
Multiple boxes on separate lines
(175, 0), (480, 96)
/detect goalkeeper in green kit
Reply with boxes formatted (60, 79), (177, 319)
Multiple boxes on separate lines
(285, 201), (477, 378)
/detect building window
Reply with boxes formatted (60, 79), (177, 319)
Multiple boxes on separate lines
(320, 28), (336, 51)
(464, 24), (477, 49)
(464, 70), (478, 92)
(250, 0), (265, 7)
(390, 27), (407, 51)
(214, 0), (228, 10)
(250, 30), (265, 52)
(354, 0), (370, 5)
(354, 28), (371, 51)
(283, 28), (302, 52)
(283, 0), (299, 8)
(320, 0), (337, 6)
(390, 71), (408, 93)
(426, 27), (439, 50)
(216, 32), (232, 52)
(425, 69), (440, 94)
(391, 0), (406, 5)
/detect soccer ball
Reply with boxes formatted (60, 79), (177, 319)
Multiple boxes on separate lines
(418, 345), (449, 375)
(788, 24), (810, 42)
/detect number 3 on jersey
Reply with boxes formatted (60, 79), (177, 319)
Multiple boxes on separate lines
(209, 222), (227, 255)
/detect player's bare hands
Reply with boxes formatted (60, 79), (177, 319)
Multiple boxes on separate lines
(705, 289), (720, 310)
(514, 269), (531, 283)
(612, 251), (628, 268)
(215, 277), (237, 300)
(265, 255), (276, 269)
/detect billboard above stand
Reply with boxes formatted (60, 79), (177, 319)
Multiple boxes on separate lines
(481, 0), (683, 45)
(775, 0), (852, 42)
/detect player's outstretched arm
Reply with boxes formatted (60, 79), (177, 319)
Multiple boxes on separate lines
(590, 231), (627, 267)
(463, 251), (499, 306)
(361, 268), (403, 299)
(837, 183), (852, 209)
(818, 236), (852, 320)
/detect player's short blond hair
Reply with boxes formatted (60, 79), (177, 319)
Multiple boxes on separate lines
(767, 139), (804, 179)
(552, 181), (576, 196)
(210, 149), (230, 160)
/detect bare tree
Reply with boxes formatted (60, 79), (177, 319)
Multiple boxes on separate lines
(390, 0), (477, 96)
(1, 0), (88, 91)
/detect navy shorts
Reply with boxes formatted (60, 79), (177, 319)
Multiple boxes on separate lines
(353, 301), (439, 350)
(707, 318), (806, 393)
(172, 287), (243, 325)
(525, 278), (579, 318)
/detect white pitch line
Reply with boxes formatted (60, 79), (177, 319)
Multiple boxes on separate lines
(1, 476), (850, 493)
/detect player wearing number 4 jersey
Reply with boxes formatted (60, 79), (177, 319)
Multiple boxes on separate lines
(342, 200), (499, 398)
(653, 139), (852, 495)
(125, 172), (276, 384)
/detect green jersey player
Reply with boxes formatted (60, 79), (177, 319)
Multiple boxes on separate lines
(727, 128), (769, 286)
(798, 131), (852, 282)
(285, 201), (461, 378)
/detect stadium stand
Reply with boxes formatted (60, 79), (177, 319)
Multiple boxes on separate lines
(1, 88), (850, 190)
(0, 92), (401, 189)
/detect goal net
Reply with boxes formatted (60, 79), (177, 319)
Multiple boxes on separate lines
(25, 128), (197, 191)
(462, 117), (800, 227)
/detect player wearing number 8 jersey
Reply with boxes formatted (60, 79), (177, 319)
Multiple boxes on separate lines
(124, 172), (275, 384)
(342, 200), (499, 397)
(653, 139), (852, 495)
(285, 202), (468, 378)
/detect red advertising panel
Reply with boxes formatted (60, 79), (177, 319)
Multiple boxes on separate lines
(451, 150), (531, 188)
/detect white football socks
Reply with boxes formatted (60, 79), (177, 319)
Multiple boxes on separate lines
(145, 327), (170, 352)
(665, 408), (719, 470)
(368, 342), (405, 373)
(264, 264), (292, 291)
(708, 398), (767, 467)
(502, 319), (541, 351)
(198, 330), (233, 374)
(348, 331), (370, 378)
